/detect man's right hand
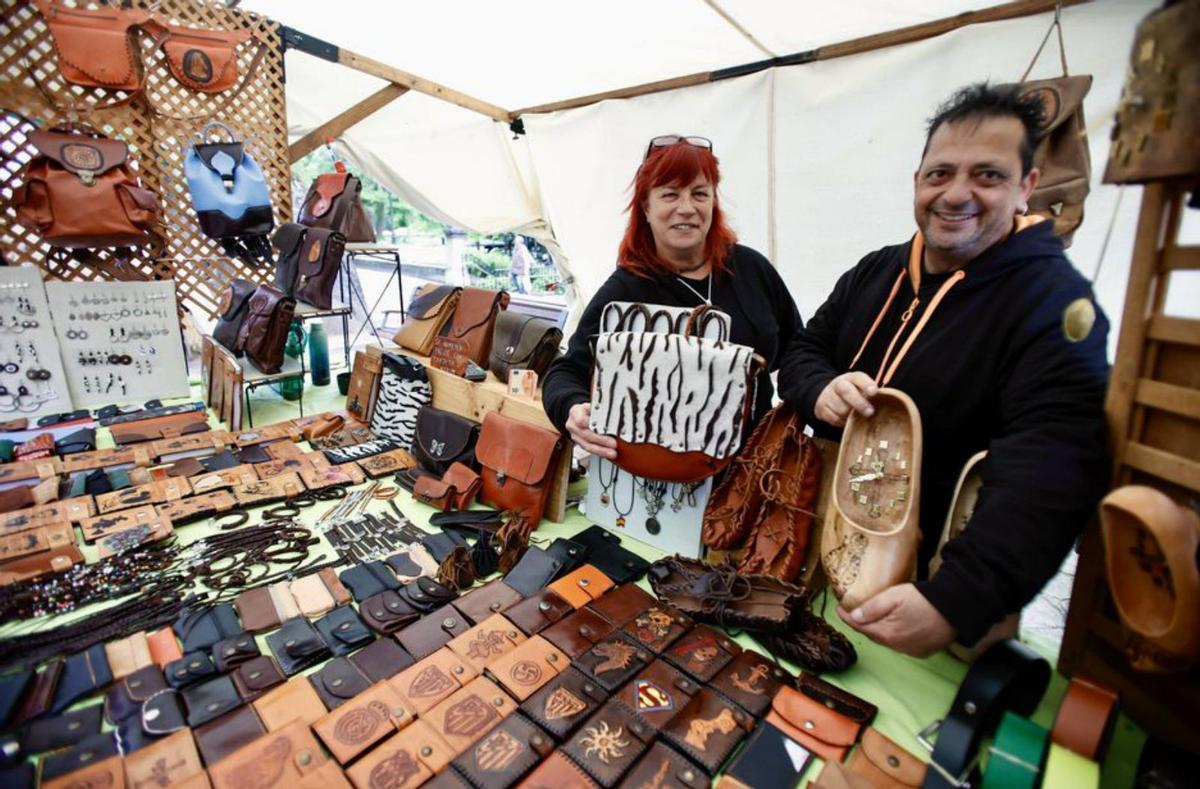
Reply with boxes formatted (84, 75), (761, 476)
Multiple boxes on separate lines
(814, 372), (879, 427)
(565, 402), (618, 459)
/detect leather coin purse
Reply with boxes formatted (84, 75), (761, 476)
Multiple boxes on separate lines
(397, 604), (470, 660)
(798, 672), (877, 725)
(661, 688), (753, 774)
(309, 656), (372, 711)
(765, 684), (863, 763)
(846, 726), (927, 788)
(193, 704), (266, 767)
(165, 652), (216, 689)
(315, 604), (374, 655)
(104, 665), (166, 724)
(401, 575), (459, 612)
(541, 607), (615, 660)
(562, 700), (654, 786)
(663, 625), (740, 683)
(709, 649), (793, 717)
(230, 655), (285, 703)
(622, 605), (692, 655)
(548, 564), (615, 609)
(173, 603), (241, 653)
(486, 635), (569, 701)
(360, 590), (421, 635)
(613, 659), (698, 732)
(453, 577), (524, 625)
(350, 638), (414, 683)
(182, 675), (242, 727)
(265, 616), (331, 676)
(450, 711), (553, 788)
(520, 666), (610, 742)
(212, 632), (260, 672)
(391, 648), (477, 716)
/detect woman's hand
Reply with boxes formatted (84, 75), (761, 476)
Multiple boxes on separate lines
(565, 402), (617, 459)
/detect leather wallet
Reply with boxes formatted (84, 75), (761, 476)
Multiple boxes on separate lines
(230, 655), (285, 703)
(562, 700), (654, 786)
(447, 613), (527, 673)
(504, 547), (564, 597)
(798, 672), (878, 726)
(141, 687), (187, 735)
(174, 604), (241, 653)
(397, 603), (470, 660)
(612, 658), (698, 731)
(577, 634), (652, 693)
(400, 576), (458, 612)
(569, 525), (651, 584)
(345, 718), (451, 788)
(123, 729), (205, 787)
(234, 586), (281, 634)
(50, 644), (112, 714)
(0, 669), (31, 730)
(21, 704), (102, 753)
(548, 564), (615, 609)
(710, 649), (793, 718)
(166, 651), (216, 689)
(622, 605), (693, 655)
(104, 631), (153, 680)
(520, 666), (610, 742)
(541, 607), (616, 660)
(624, 741), (709, 789)
(765, 685), (862, 763)
(350, 638), (414, 683)
(520, 750), (601, 788)
(423, 676), (517, 756)
(339, 560), (401, 601)
(147, 627), (183, 669)
(183, 675), (242, 727)
(290, 572), (337, 618)
(313, 680), (412, 764)
(487, 635), (569, 701)
(38, 733), (118, 782)
(309, 656), (372, 710)
(505, 589), (574, 636)
(265, 616), (331, 676)
(661, 688), (753, 774)
(318, 567), (353, 606)
(315, 605), (374, 655)
(545, 537), (589, 578)
(104, 664), (165, 723)
(586, 582), (655, 627)
(206, 719), (329, 789)
(453, 577), (525, 625)
(269, 581), (301, 621)
(663, 625), (740, 683)
(720, 721), (814, 788)
(212, 632), (261, 672)
(391, 648), (477, 716)
(386, 545), (438, 583)
(846, 726), (927, 788)
(360, 590), (422, 635)
(251, 676), (328, 731)
(451, 711), (553, 788)
(194, 704), (266, 767)
(115, 713), (161, 755)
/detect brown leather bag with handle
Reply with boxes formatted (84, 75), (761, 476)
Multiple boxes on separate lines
(293, 228), (346, 310)
(476, 411), (562, 527)
(445, 288), (508, 365)
(235, 285), (296, 374)
(297, 164), (375, 242)
(32, 0), (154, 92)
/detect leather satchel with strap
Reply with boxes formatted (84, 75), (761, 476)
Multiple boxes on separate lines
(155, 23), (262, 94)
(489, 311), (562, 380)
(476, 411), (563, 527)
(235, 285), (296, 374)
(394, 284), (462, 355)
(212, 279), (258, 355)
(445, 287), (508, 365)
(31, 0), (156, 92)
(297, 163), (375, 242)
(293, 227), (346, 310)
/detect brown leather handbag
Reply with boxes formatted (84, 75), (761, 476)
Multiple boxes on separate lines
(445, 288), (508, 365)
(293, 227), (345, 309)
(489, 311), (563, 380)
(235, 284), (296, 374)
(157, 24), (263, 94)
(476, 411), (563, 526)
(213, 278), (257, 354)
(15, 126), (160, 248)
(412, 406), (479, 476)
(32, 0), (154, 92)
(394, 283), (461, 355)
(297, 164), (375, 242)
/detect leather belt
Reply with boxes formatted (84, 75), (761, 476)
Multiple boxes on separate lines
(1041, 743), (1100, 788)
(1050, 677), (1117, 760)
(979, 712), (1048, 789)
(918, 640), (1050, 789)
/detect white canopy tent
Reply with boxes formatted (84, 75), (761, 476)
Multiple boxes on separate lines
(241, 0), (1174, 343)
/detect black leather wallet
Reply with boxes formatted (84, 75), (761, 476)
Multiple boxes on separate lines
(55, 428), (96, 456)
(183, 675), (243, 727)
(545, 538), (589, 578)
(359, 590), (422, 635)
(0, 670), (32, 730)
(339, 561), (401, 601)
(570, 525), (651, 584)
(21, 704), (102, 753)
(173, 603), (242, 653)
(398, 576), (457, 612)
(39, 732), (117, 782)
(265, 617), (331, 676)
(141, 688), (187, 735)
(212, 632), (261, 672)
(84, 467), (113, 495)
(309, 657), (372, 711)
(349, 638), (414, 683)
(115, 713), (162, 754)
(104, 665), (166, 724)
(201, 449), (240, 471)
(723, 721), (813, 787)
(421, 530), (469, 563)
(504, 547), (565, 597)
(315, 605), (374, 656)
(165, 652), (217, 689)
(49, 643), (112, 715)
(234, 444), (271, 464)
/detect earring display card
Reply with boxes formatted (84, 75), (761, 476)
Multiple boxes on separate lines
(0, 267), (73, 419)
(582, 456), (710, 557)
(46, 280), (189, 408)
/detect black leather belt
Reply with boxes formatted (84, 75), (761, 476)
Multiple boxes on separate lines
(918, 640), (1050, 789)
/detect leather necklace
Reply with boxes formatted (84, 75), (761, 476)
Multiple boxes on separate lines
(675, 272), (713, 306)
(595, 456), (618, 507)
(611, 466), (636, 528)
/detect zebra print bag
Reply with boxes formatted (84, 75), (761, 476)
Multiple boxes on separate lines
(369, 353), (432, 447)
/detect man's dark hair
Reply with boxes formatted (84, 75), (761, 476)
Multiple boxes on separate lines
(922, 82), (1045, 174)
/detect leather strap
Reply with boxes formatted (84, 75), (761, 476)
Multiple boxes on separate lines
(1040, 743), (1099, 789)
(918, 640), (1050, 789)
(979, 712), (1048, 789)
(1049, 677), (1117, 761)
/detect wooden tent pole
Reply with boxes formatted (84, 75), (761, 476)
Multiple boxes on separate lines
(289, 83), (409, 163)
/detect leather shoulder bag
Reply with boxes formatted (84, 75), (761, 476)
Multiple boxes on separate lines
(235, 285), (296, 374)
(445, 287), (508, 365)
(183, 121), (273, 257)
(394, 283), (461, 355)
(489, 311), (562, 381)
(293, 227), (346, 310)
(271, 223), (306, 297)
(412, 406), (479, 477)
(476, 411), (563, 527)
(32, 0), (155, 92)
(296, 164), (375, 242)
(212, 278), (258, 354)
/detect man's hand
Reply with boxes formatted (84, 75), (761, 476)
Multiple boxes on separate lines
(565, 402), (617, 460)
(814, 372), (879, 427)
(838, 583), (956, 657)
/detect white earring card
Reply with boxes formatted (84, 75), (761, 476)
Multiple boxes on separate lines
(0, 266), (74, 419)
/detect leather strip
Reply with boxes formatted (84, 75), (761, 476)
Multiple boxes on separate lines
(1040, 742), (1100, 789)
(981, 712), (1048, 789)
(1049, 677), (1117, 761)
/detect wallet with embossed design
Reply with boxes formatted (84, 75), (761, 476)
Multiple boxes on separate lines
(520, 666), (609, 742)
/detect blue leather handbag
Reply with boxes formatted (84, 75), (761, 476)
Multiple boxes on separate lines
(184, 121), (273, 258)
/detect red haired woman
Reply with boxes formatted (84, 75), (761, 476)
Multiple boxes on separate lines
(542, 135), (803, 457)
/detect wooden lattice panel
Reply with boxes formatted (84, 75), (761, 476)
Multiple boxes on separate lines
(0, 0), (291, 318)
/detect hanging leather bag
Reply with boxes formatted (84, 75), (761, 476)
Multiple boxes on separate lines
(14, 126), (159, 248)
(212, 279), (258, 354)
(184, 121), (273, 254)
(394, 284), (461, 355)
(157, 24), (263, 94)
(489, 311), (562, 381)
(293, 227), (346, 310)
(444, 288), (508, 365)
(476, 411), (563, 527)
(31, 0), (154, 92)
(235, 285), (296, 374)
(272, 223), (305, 297)
(297, 163), (375, 242)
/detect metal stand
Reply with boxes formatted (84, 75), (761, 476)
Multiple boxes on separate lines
(344, 245), (406, 346)
(240, 354), (305, 428)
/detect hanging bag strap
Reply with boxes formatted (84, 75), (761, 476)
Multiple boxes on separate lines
(1019, 1), (1069, 81)
(141, 22), (268, 123)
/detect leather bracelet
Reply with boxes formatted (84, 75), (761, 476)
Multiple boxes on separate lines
(918, 640), (1050, 789)
(980, 712), (1048, 789)
(262, 503), (301, 521)
(211, 511), (249, 531)
(1050, 677), (1117, 761)
(1040, 743), (1099, 788)
(373, 485), (398, 500)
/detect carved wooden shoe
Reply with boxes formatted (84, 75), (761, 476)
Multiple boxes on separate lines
(1101, 485), (1200, 672)
(820, 388), (922, 610)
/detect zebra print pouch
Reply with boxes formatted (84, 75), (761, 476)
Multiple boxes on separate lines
(369, 352), (431, 447)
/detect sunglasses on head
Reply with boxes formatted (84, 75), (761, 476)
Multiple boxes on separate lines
(644, 135), (713, 160)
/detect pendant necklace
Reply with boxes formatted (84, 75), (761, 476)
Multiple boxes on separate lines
(612, 467), (636, 528)
(642, 479), (667, 535)
(595, 456), (618, 507)
(675, 271), (713, 306)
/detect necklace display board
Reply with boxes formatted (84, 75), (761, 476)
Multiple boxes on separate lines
(0, 266), (73, 419)
(582, 456), (710, 557)
(46, 280), (189, 408)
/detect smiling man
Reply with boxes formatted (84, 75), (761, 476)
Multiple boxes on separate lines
(779, 83), (1111, 657)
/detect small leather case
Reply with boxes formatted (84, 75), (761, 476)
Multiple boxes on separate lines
(422, 529), (469, 562)
(212, 632), (260, 672)
(570, 524), (651, 584)
(663, 625), (740, 683)
(447, 613), (527, 673)
(351, 638), (414, 683)
(548, 564), (615, 609)
(309, 656), (372, 710)
(661, 688), (753, 774)
(722, 722), (813, 788)
(315, 605), (374, 655)
(386, 544), (438, 583)
(423, 676), (517, 756)
(165, 651), (216, 689)
(123, 729), (205, 788)
(577, 634), (651, 693)
(505, 589), (574, 636)
(453, 577), (524, 625)
(103, 631), (153, 680)
(562, 700), (654, 786)
(206, 719), (329, 789)
(193, 704), (266, 767)
(319, 567), (353, 605)
(313, 680), (412, 764)
(265, 616), (331, 676)
(183, 675), (242, 727)
(104, 664), (165, 723)
(21, 704), (102, 753)
(397, 603), (470, 660)
(174, 603), (241, 653)
(339, 560), (400, 601)
(414, 475), (458, 511)
(586, 583), (655, 627)
(290, 572), (337, 618)
(345, 718), (451, 788)
(451, 711), (552, 788)
(486, 635), (569, 702)
(0, 669), (32, 729)
(360, 590), (421, 635)
(520, 666), (609, 741)
(50, 644), (112, 714)
(141, 688), (187, 735)
(234, 586), (281, 633)
(504, 547), (565, 597)
(709, 649), (793, 718)
(624, 741), (709, 789)
(613, 659), (698, 732)
(391, 648), (477, 716)
(798, 672), (878, 725)
(400, 576), (458, 612)
(545, 537), (589, 578)
(541, 607), (616, 660)
(622, 605), (693, 655)
(846, 726), (927, 788)
(38, 733), (119, 783)
(765, 685), (862, 764)
(230, 655), (285, 703)
(251, 676), (328, 731)
(521, 751), (601, 788)
(147, 627), (183, 669)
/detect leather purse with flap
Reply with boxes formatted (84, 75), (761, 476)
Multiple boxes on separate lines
(490, 310), (563, 380)
(289, 226), (345, 310)
(847, 726), (927, 788)
(297, 167), (375, 242)
(766, 685), (862, 763)
(412, 406), (479, 477)
(394, 283), (461, 355)
(213, 278), (257, 354)
(477, 410), (563, 527)
(445, 287), (508, 364)
(234, 284), (296, 374)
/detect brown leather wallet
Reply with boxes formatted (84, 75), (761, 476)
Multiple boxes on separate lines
(290, 573), (337, 618)
(251, 675), (329, 731)
(423, 676), (516, 756)
(622, 605), (693, 654)
(233, 472), (304, 507)
(612, 658), (698, 731)
(155, 490), (237, 525)
(1050, 676), (1118, 760)
(188, 464), (258, 495)
(486, 635), (568, 701)
(123, 729), (204, 786)
(846, 726), (927, 788)
(235, 586), (282, 634)
(110, 411), (211, 446)
(350, 638), (414, 684)
(147, 627), (183, 669)
(345, 718), (451, 787)
(447, 613), (526, 673)
(0, 545), (84, 586)
(562, 699), (655, 786)
(709, 649), (792, 718)
(453, 578), (524, 626)
(663, 625), (740, 683)
(319, 567), (353, 606)
(207, 719), (329, 788)
(585, 582), (656, 627)
(541, 607), (616, 660)
(505, 589), (574, 636)
(521, 750), (601, 788)
(194, 704), (267, 766)
(576, 635), (652, 693)
(41, 754), (125, 789)
(231, 423), (302, 447)
(624, 741), (709, 789)
(313, 680), (413, 764)
(661, 688), (754, 775)
(310, 656), (372, 711)
(547, 565), (615, 609)
(300, 463), (364, 490)
(765, 685), (862, 763)
(451, 709), (552, 787)
(104, 631), (153, 681)
(519, 666), (609, 742)
(0, 521), (74, 562)
(391, 648), (477, 716)
(798, 673), (877, 725)
(231, 655), (285, 702)
(397, 604), (470, 660)
(357, 447), (418, 478)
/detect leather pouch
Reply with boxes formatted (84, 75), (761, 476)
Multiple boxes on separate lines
(345, 718), (450, 788)
(315, 605), (374, 655)
(613, 658), (698, 731)
(147, 627), (182, 669)
(340, 560), (400, 601)
(452, 710), (552, 788)
(230, 655), (284, 703)
(142, 688), (187, 735)
(520, 666), (609, 742)
(292, 227), (346, 309)
(709, 649), (792, 718)
(397, 603), (470, 659)
(663, 625), (740, 683)
(505, 547), (565, 598)
(505, 589), (573, 636)
(207, 719), (329, 789)
(447, 613), (526, 673)
(38, 733), (118, 783)
(489, 310), (563, 381)
(109, 412), (210, 446)
(415, 475), (457, 511)
(265, 616), (331, 676)
(577, 634), (652, 693)
(400, 576), (458, 612)
(721, 721), (813, 789)
(570, 525), (651, 585)
(521, 750), (601, 788)
(846, 726), (927, 788)
(212, 632), (260, 672)
(625, 742), (709, 789)
(182, 675), (242, 727)
(251, 676), (327, 731)
(104, 664), (165, 723)
(413, 406), (480, 476)
(623, 605), (692, 655)
(104, 631), (152, 680)
(545, 537), (589, 578)
(234, 586), (281, 633)
(50, 643), (111, 714)
(661, 688), (753, 774)
(586, 583), (654, 627)
(798, 672), (878, 725)
(166, 651), (216, 689)
(445, 287), (508, 364)
(391, 648), (477, 716)
(444, 461), (481, 509)
(350, 637), (414, 683)
(193, 704), (266, 767)
(477, 411), (562, 526)
(395, 283), (462, 355)
(548, 564), (614, 609)
(541, 607), (615, 660)
(563, 700), (654, 786)
(290, 572), (337, 618)
(21, 705), (102, 753)
(487, 635), (568, 701)
(309, 656), (372, 711)
(453, 578), (524, 625)
(765, 685), (862, 763)
(345, 351), (384, 423)
(423, 676), (516, 756)
(313, 680), (411, 764)
(360, 590), (421, 635)
(174, 603), (241, 653)
(123, 729), (204, 787)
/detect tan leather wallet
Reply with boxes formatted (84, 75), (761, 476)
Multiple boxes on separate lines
(123, 729), (204, 787)
(486, 634), (568, 701)
(548, 565), (615, 609)
(390, 648), (477, 716)
(345, 718), (452, 787)
(252, 676), (329, 731)
(105, 631), (153, 681)
(423, 676), (516, 756)
(312, 681), (413, 764)
(447, 613), (527, 673)
(207, 719), (329, 788)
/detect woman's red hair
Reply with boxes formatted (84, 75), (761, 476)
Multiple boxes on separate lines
(617, 141), (737, 279)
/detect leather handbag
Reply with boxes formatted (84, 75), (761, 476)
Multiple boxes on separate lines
(184, 121), (273, 255)
(31, 0), (154, 92)
(291, 227), (346, 309)
(394, 283), (461, 355)
(370, 352), (432, 447)
(213, 278), (258, 354)
(297, 164), (375, 242)
(157, 23), (262, 94)
(444, 287), (508, 364)
(476, 410), (563, 527)
(765, 685), (862, 763)
(15, 125), (160, 248)
(489, 310), (563, 380)
(412, 406), (479, 477)
(234, 284), (296, 374)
